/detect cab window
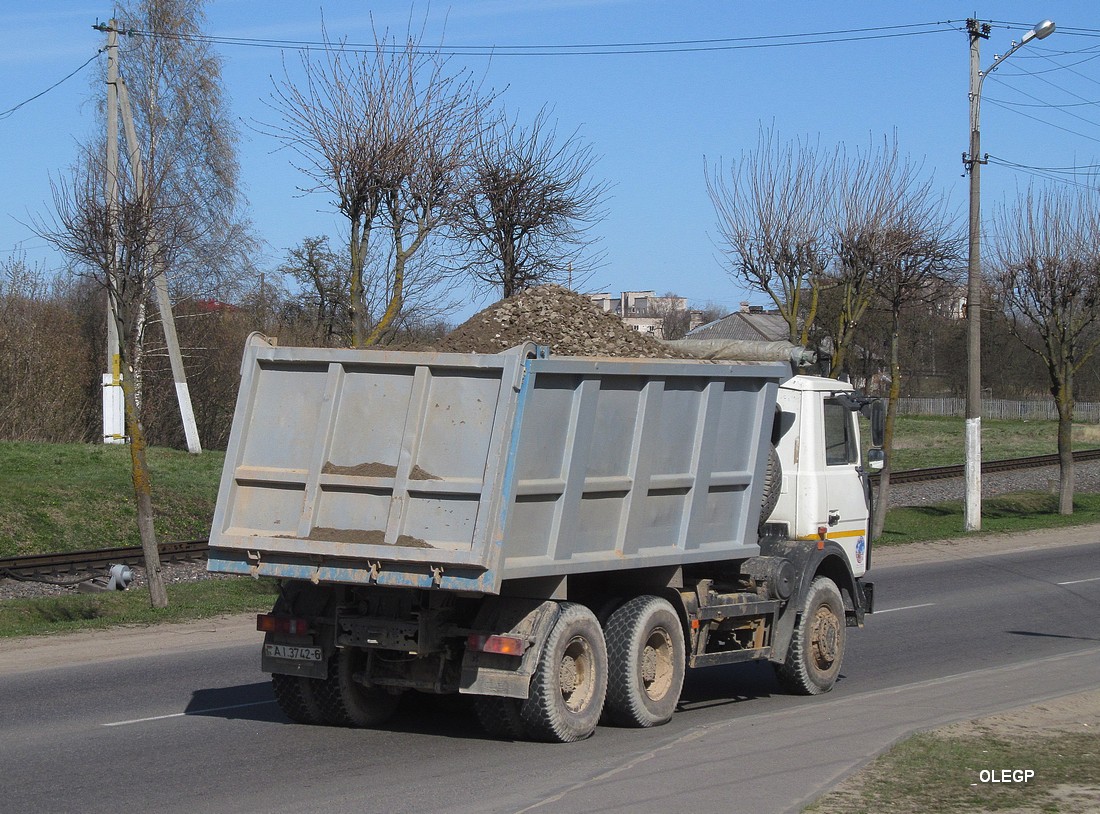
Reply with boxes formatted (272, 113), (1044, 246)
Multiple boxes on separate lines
(824, 399), (858, 466)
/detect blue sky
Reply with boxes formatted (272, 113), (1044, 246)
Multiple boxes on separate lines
(3, 2), (1097, 322)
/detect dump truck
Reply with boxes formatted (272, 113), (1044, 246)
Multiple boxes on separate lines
(207, 335), (883, 742)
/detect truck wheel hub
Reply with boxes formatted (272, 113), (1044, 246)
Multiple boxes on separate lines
(810, 607), (840, 668)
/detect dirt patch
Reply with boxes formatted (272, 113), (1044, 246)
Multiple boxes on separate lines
(937, 690), (1100, 740)
(429, 284), (675, 357)
(322, 462), (440, 480)
(305, 527), (432, 548)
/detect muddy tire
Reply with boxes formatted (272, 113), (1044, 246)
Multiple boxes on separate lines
(313, 648), (397, 727)
(775, 576), (845, 695)
(271, 672), (324, 724)
(473, 696), (526, 740)
(604, 596), (685, 728)
(520, 603), (607, 743)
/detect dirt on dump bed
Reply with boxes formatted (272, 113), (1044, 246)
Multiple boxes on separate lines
(433, 285), (675, 358)
(322, 462), (440, 480)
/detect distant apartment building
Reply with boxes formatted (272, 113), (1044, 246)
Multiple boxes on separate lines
(587, 290), (693, 339)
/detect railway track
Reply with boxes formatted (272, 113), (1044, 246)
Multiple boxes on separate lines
(3, 449), (1099, 583)
(0, 539), (208, 583)
(876, 447), (1100, 485)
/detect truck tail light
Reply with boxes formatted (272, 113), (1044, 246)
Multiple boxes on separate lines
(467, 634), (525, 656)
(257, 614), (311, 636)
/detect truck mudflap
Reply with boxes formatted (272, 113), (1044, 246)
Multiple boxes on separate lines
(858, 579), (874, 615)
(459, 598), (562, 700)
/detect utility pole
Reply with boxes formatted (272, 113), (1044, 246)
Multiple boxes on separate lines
(102, 20), (125, 445)
(963, 16), (1055, 532)
(964, 18), (988, 532)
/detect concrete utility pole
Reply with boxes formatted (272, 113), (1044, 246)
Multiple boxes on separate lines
(963, 17), (1055, 532)
(102, 20), (125, 444)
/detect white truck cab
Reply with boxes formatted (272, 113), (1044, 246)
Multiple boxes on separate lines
(770, 375), (876, 578)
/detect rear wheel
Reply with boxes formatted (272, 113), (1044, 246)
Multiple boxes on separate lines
(271, 672), (324, 724)
(775, 577), (845, 695)
(313, 648), (397, 727)
(473, 696), (526, 740)
(520, 603), (607, 743)
(604, 596), (685, 727)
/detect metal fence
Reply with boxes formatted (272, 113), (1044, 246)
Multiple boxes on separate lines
(897, 397), (1100, 423)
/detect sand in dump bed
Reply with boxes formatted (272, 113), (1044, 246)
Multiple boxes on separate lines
(432, 285), (676, 357)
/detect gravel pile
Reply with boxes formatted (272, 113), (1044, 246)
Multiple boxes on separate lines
(434, 285), (674, 357)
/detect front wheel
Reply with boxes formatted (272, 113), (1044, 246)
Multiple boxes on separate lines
(775, 576), (846, 695)
(520, 603), (608, 743)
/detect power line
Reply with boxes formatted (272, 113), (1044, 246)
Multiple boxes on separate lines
(0, 50), (103, 121)
(116, 21), (954, 57)
(984, 97), (1100, 145)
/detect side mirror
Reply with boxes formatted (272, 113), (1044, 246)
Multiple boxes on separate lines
(866, 447), (885, 471)
(869, 399), (886, 448)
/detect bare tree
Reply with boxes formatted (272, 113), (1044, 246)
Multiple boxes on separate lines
(0, 256), (96, 442)
(869, 221), (963, 538)
(991, 186), (1100, 515)
(451, 108), (606, 298)
(824, 138), (940, 380)
(31, 1), (243, 608)
(267, 26), (493, 346)
(707, 127), (831, 345)
(37, 146), (174, 606)
(644, 292), (691, 340)
(114, 0), (252, 302)
(278, 236), (350, 344)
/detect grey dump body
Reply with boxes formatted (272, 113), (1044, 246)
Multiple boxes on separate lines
(207, 336), (789, 593)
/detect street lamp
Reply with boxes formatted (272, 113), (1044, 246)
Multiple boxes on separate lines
(964, 18), (1055, 532)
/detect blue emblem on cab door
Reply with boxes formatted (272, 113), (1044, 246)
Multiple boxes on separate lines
(855, 536), (866, 564)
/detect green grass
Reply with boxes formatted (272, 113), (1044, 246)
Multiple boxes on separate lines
(0, 577), (278, 638)
(806, 731), (1100, 813)
(0, 441), (225, 558)
(2, 423), (1099, 637)
(878, 416), (1100, 471)
(877, 492), (1100, 546)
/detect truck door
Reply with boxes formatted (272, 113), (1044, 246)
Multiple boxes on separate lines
(822, 398), (870, 576)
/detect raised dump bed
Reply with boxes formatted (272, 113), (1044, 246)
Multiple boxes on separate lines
(207, 336), (789, 594)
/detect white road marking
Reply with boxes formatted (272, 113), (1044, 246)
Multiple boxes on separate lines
(875, 602), (936, 614)
(103, 699), (274, 727)
(1057, 576), (1100, 586)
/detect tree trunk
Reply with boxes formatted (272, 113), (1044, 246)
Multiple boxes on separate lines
(1056, 373), (1074, 516)
(871, 320), (902, 540)
(348, 217), (368, 347)
(120, 368), (169, 608)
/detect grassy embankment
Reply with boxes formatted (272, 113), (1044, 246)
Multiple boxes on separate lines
(805, 729), (1100, 813)
(1, 416), (1099, 636)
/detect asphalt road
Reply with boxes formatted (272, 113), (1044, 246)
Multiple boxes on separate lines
(2, 534), (1099, 814)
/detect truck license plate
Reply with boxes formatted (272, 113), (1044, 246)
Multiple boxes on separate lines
(265, 643), (322, 662)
